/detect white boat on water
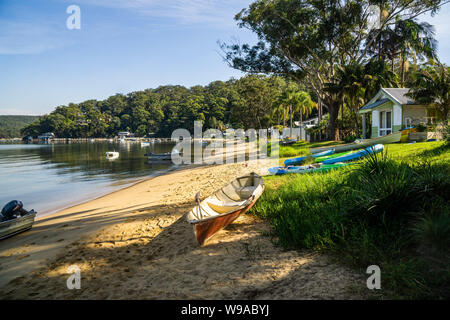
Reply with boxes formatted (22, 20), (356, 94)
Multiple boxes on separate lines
(141, 142), (150, 147)
(106, 151), (119, 160)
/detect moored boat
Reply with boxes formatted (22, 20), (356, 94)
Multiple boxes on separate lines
(106, 151), (119, 160)
(186, 172), (265, 245)
(145, 149), (180, 161)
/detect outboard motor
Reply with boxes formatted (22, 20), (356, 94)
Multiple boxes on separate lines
(1, 200), (28, 221)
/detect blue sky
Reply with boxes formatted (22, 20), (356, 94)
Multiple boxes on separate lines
(0, 0), (449, 115)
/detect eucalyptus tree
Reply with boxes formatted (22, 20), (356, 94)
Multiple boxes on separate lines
(221, 0), (446, 140)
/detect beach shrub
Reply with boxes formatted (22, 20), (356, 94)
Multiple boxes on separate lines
(344, 134), (357, 143)
(411, 205), (450, 251)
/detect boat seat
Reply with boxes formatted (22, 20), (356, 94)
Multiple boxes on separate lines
(237, 186), (255, 199)
(206, 198), (248, 213)
(188, 204), (220, 221)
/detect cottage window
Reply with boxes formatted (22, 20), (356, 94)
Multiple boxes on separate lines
(379, 111), (392, 136)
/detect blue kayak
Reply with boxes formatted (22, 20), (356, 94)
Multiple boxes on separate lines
(322, 144), (384, 164)
(284, 149), (334, 166)
(268, 163), (350, 175)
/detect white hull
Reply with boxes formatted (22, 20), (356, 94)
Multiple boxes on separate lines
(310, 131), (402, 154)
(0, 211), (37, 240)
(106, 152), (119, 160)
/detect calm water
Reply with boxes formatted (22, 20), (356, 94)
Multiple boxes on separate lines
(0, 141), (177, 216)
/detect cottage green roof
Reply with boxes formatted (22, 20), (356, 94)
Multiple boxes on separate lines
(359, 98), (390, 111)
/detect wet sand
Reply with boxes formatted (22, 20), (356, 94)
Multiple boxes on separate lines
(0, 159), (364, 299)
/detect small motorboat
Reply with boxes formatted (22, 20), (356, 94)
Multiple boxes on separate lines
(281, 138), (298, 146)
(145, 149), (180, 161)
(186, 172), (265, 245)
(106, 151), (119, 160)
(141, 142), (150, 147)
(0, 201), (37, 240)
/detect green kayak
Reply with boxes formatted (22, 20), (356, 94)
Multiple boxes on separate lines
(314, 151), (354, 163)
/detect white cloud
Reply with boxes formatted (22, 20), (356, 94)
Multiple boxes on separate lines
(0, 1), (251, 55)
(0, 20), (73, 55)
(72, 0), (250, 26)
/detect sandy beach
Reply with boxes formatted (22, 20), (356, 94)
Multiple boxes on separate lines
(0, 160), (364, 299)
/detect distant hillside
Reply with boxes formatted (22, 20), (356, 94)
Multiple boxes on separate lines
(0, 115), (41, 138)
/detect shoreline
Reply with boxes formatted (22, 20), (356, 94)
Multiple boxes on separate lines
(37, 163), (186, 219)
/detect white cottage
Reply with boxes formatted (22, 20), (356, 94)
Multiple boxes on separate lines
(358, 88), (436, 138)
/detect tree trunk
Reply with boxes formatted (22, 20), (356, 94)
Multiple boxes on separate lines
(283, 107), (286, 128)
(326, 101), (340, 141)
(318, 97), (322, 122)
(353, 104), (360, 138)
(401, 57), (406, 86)
(289, 105), (293, 138)
(299, 110), (303, 140)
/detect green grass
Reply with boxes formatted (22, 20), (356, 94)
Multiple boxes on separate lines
(252, 141), (450, 299)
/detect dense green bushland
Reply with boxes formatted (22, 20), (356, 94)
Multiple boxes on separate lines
(0, 116), (40, 138)
(20, 75), (316, 139)
(253, 142), (450, 299)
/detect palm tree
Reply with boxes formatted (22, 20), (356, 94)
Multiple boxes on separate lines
(271, 95), (289, 127)
(367, 19), (437, 85)
(326, 62), (366, 137)
(272, 82), (300, 138)
(396, 20), (437, 85)
(407, 64), (450, 121)
(326, 59), (397, 138)
(363, 59), (398, 100)
(290, 92), (316, 140)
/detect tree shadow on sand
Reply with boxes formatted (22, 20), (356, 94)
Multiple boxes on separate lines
(1, 201), (364, 300)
